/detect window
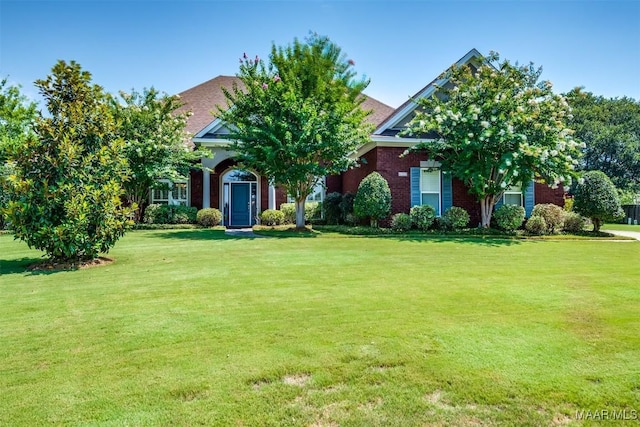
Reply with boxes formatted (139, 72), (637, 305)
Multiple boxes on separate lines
(151, 180), (188, 205)
(421, 169), (441, 215)
(287, 178), (325, 203)
(503, 185), (523, 206)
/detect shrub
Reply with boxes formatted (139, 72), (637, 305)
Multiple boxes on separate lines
(531, 203), (565, 234)
(173, 205), (197, 224)
(144, 204), (196, 224)
(280, 202), (321, 224)
(259, 209), (284, 226)
(197, 208), (222, 227)
(563, 196), (574, 212)
(573, 170), (624, 231)
(323, 192), (343, 225)
(340, 192), (355, 222)
(525, 215), (547, 235)
(410, 205), (436, 231)
(353, 172), (391, 227)
(391, 213), (412, 232)
(442, 206), (470, 230)
(344, 213), (358, 226)
(493, 204), (525, 232)
(563, 212), (587, 233)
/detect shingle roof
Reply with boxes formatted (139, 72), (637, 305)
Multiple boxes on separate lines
(175, 75), (395, 137)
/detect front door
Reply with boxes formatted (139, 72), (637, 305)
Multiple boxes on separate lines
(230, 182), (251, 226)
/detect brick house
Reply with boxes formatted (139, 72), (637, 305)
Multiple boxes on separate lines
(156, 49), (563, 227)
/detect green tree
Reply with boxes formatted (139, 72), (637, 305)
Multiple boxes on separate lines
(566, 88), (640, 192)
(573, 170), (623, 232)
(111, 88), (209, 222)
(403, 52), (582, 227)
(354, 172), (391, 227)
(220, 33), (373, 228)
(4, 60), (133, 262)
(0, 79), (37, 229)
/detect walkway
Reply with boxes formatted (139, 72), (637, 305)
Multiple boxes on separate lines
(601, 229), (640, 241)
(224, 228), (265, 238)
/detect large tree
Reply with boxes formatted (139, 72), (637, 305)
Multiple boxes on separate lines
(110, 88), (209, 222)
(0, 79), (37, 229)
(565, 88), (640, 192)
(403, 52), (582, 227)
(4, 60), (132, 262)
(219, 33), (373, 228)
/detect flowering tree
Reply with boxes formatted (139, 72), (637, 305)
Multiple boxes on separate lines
(219, 33), (373, 228)
(403, 52), (582, 227)
(110, 88), (209, 222)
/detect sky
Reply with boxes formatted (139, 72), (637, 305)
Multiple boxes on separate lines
(1, 0), (639, 110)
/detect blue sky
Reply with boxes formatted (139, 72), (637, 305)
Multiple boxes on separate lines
(1, 0), (639, 108)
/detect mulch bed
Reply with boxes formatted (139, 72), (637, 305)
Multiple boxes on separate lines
(26, 256), (114, 272)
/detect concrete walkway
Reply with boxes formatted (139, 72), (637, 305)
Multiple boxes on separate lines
(224, 228), (265, 238)
(601, 229), (640, 240)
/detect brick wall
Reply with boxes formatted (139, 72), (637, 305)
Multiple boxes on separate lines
(375, 147), (429, 215)
(535, 182), (565, 207)
(452, 178), (481, 226)
(190, 169), (203, 210)
(342, 149), (377, 195)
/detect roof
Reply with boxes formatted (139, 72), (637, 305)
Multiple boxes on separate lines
(175, 75), (395, 137)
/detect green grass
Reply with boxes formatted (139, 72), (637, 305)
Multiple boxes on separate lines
(603, 223), (640, 231)
(1, 230), (639, 426)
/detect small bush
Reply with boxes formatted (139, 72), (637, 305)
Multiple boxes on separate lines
(197, 208), (222, 227)
(531, 203), (565, 234)
(259, 209), (284, 226)
(443, 206), (470, 230)
(525, 215), (547, 235)
(144, 204), (170, 224)
(144, 204), (196, 224)
(173, 205), (197, 224)
(344, 213), (358, 226)
(353, 172), (392, 227)
(391, 213), (412, 232)
(323, 192), (343, 225)
(563, 212), (587, 233)
(493, 204), (525, 232)
(280, 202), (321, 224)
(410, 205), (436, 231)
(340, 193), (355, 221)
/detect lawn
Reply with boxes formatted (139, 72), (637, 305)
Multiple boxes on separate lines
(1, 230), (639, 426)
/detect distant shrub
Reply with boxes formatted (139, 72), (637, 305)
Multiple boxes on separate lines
(443, 206), (470, 230)
(391, 213), (412, 232)
(280, 202), (321, 224)
(525, 215), (547, 235)
(531, 203), (565, 234)
(197, 208), (222, 227)
(563, 212), (587, 233)
(410, 204), (436, 231)
(323, 192), (343, 225)
(493, 204), (525, 232)
(259, 209), (284, 226)
(340, 192), (355, 221)
(144, 204), (196, 224)
(354, 172), (391, 227)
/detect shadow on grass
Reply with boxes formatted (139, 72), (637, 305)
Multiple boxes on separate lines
(150, 229), (263, 241)
(384, 234), (525, 246)
(0, 257), (57, 276)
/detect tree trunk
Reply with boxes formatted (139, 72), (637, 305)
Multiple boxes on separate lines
(295, 198), (306, 228)
(593, 218), (601, 232)
(480, 195), (494, 228)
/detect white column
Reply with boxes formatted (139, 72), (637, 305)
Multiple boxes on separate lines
(203, 168), (210, 209)
(268, 184), (276, 210)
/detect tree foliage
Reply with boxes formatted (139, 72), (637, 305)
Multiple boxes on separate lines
(354, 172), (391, 227)
(110, 88), (208, 222)
(4, 60), (133, 261)
(573, 170), (623, 231)
(565, 88), (640, 192)
(0, 79), (37, 228)
(220, 33), (373, 227)
(403, 52), (582, 227)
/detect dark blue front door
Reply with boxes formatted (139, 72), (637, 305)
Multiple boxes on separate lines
(230, 183), (250, 226)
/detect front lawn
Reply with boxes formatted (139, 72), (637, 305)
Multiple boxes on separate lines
(1, 230), (639, 425)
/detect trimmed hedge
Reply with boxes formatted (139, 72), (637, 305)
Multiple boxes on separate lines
(391, 213), (412, 232)
(259, 209), (285, 226)
(493, 204), (525, 232)
(410, 205), (436, 231)
(144, 204), (197, 224)
(197, 208), (222, 227)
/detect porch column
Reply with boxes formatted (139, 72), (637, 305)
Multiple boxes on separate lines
(203, 167), (210, 208)
(268, 184), (276, 210)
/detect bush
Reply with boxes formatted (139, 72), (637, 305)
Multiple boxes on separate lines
(573, 171), (624, 231)
(391, 213), (412, 232)
(323, 192), (343, 225)
(531, 204), (565, 234)
(259, 209), (284, 226)
(410, 205), (436, 231)
(442, 206), (470, 230)
(563, 212), (587, 233)
(525, 215), (547, 235)
(197, 208), (222, 227)
(144, 204), (196, 224)
(340, 192), (355, 221)
(493, 204), (525, 232)
(353, 172), (391, 227)
(280, 202), (321, 224)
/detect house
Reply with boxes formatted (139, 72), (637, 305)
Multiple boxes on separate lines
(158, 49), (564, 227)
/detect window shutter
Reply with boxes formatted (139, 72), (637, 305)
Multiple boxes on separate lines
(410, 167), (421, 207)
(494, 194), (503, 209)
(524, 180), (535, 216)
(442, 171), (453, 214)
